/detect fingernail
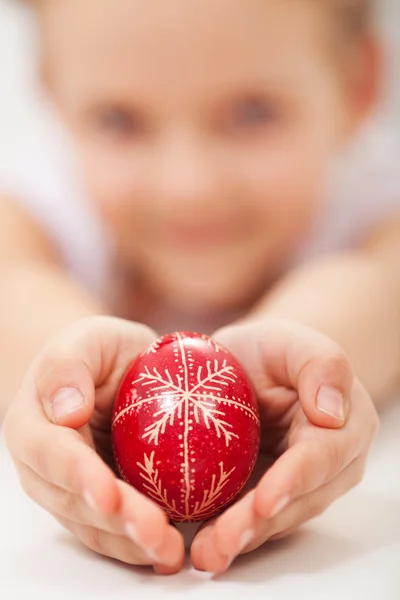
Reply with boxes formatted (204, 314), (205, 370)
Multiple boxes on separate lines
(125, 522), (162, 563)
(238, 528), (254, 553)
(270, 495), (290, 518)
(52, 387), (85, 422)
(317, 386), (346, 422)
(83, 490), (98, 511)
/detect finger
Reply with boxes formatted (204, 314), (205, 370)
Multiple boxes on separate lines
(255, 379), (378, 519)
(254, 436), (355, 520)
(192, 457), (364, 573)
(191, 490), (256, 572)
(246, 456), (366, 553)
(3, 316), (157, 512)
(16, 462), (121, 532)
(53, 515), (154, 567)
(191, 378), (377, 571)
(17, 463), (184, 569)
(55, 513), (184, 573)
(152, 527), (186, 575)
(11, 421), (119, 514)
(118, 479), (185, 570)
(191, 439), (358, 572)
(214, 320), (356, 428)
(32, 316), (157, 428)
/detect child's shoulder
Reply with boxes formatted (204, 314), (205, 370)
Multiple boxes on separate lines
(297, 122), (400, 263)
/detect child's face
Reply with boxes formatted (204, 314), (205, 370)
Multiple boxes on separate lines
(40, 0), (370, 312)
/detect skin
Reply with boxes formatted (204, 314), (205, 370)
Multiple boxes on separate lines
(1, 0), (399, 575)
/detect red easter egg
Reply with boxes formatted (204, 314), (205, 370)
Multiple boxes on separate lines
(111, 331), (260, 522)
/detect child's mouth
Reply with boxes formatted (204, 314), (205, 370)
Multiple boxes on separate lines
(165, 223), (237, 249)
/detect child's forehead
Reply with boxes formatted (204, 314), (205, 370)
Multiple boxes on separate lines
(41, 0), (325, 72)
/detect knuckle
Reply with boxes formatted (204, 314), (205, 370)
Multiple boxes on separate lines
(305, 497), (326, 520)
(58, 453), (81, 492)
(61, 315), (105, 335)
(34, 352), (72, 393)
(71, 315), (118, 342)
(56, 490), (79, 519)
(321, 350), (354, 382)
(371, 410), (380, 438)
(350, 459), (367, 488)
(326, 442), (344, 476)
(29, 443), (49, 478)
(35, 318), (99, 378)
(66, 451), (81, 478)
(293, 444), (315, 491)
(79, 315), (122, 336)
(79, 525), (102, 554)
(18, 471), (37, 503)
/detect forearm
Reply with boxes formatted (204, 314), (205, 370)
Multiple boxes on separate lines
(0, 261), (107, 415)
(249, 251), (400, 406)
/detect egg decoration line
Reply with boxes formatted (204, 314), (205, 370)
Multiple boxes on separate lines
(112, 331), (261, 522)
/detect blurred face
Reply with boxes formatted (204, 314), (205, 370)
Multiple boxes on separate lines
(40, 0), (358, 313)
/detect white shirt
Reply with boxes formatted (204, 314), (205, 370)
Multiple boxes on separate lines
(296, 122), (400, 261)
(0, 112), (111, 299)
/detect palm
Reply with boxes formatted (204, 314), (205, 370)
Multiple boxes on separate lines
(243, 386), (306, 490)
(260, 385), (317, 452)
(189, 323), (378, 574)
(81, 375), (127, 473)
(212, 323), (330, 485)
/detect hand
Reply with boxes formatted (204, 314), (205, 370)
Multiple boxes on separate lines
(190, 319), (379, 573)
(3, 316), (185, 575)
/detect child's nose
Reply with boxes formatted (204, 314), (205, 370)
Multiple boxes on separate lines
(149, 134), (220, 215)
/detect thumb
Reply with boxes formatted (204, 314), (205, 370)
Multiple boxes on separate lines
(294, 343), (354, 429)
(213, 319), (355, 430)
(34, 316), (157, 429)
(271, 320), (355, 428)
(38, 360), (95, 429)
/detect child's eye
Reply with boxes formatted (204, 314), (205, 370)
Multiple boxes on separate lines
(218, 96), (281, 133)
(89, 107), (146, 139)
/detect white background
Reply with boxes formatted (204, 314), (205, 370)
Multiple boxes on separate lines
(1, 1), (400, 598)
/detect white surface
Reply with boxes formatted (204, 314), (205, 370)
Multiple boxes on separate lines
(1, 401), (400, 599)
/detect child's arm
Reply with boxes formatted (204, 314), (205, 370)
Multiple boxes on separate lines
(249, 218), (400, 404)
(0, 196), (106, 414)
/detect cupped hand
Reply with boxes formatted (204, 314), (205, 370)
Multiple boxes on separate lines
(3, 316), (185, 574)
(190, 319), (379, 573)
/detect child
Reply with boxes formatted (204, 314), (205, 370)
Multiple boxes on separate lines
(1, 0), (399, 576)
